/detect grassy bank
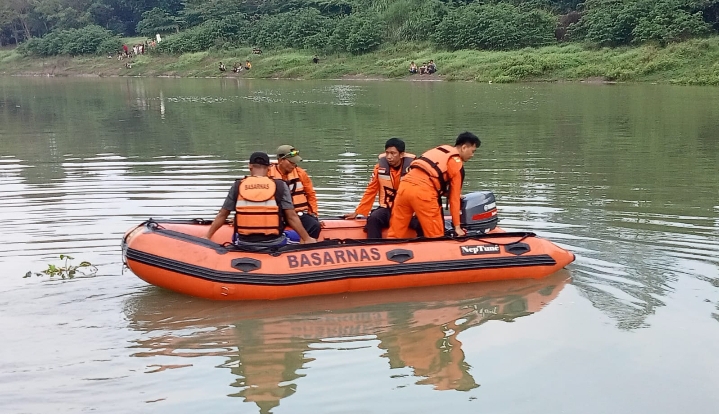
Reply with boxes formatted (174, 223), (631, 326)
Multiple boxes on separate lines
(2, 39), (719, 85)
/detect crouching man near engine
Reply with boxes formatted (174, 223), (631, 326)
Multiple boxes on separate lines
(388, 132), (481, 239)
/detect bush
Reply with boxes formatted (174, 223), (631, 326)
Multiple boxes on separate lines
(346, 14), (385, 54)
(17, 38), (43, 56)
(247, 9), (335, 51)
(250, 14), (288, 49)
(17, 25), (122, 56)
(573, 0), (711, 46)
(434, 3), (556, 50)
(380, 0), (449, 42)
(631, 1), (710, 45)
(328, 12), (385, 54)
(288, 8), (335, 50)
(96, 37), (123, 55)
(136, 8), (180, 37)
(158, 17), (249, 54)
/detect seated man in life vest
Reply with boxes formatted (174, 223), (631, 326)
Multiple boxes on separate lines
(204, 152), (317, 246)
(268, 145), (321, 239)
(342, 138), (420, 238)
(388, 132), (481, 239)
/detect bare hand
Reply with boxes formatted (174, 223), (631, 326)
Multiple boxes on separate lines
(301, 237), (318, 244)
(454, 226), (466, 237)
(319, 220), (326, 228)
(342, 212), (358, 220)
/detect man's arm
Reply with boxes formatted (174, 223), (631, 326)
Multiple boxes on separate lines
(205, 181), (238, 239)
(277, 180), (316, 243)
(299, 168), (319, 215)
(285, 209), (316, 243)
(345, 164), (380, 218)
(447, 158), (465, 236)
(205, 208), (231, 240)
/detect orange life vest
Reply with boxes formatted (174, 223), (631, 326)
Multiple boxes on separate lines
(410, 145), (461, 195)
(377, 153), (414, 208)
(234, 176), (283, 236)
(268, 164), (310, 212)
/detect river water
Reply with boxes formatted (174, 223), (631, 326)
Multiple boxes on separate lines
(1, 77), (718, 413)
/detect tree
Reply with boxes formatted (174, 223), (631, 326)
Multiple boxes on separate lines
(328, 11), (384, 54)
(573, 0), (711, 46)
(434, 3), (556, 50)
(181, 0), (244, 27)
(6, 0), (35, 41)
(136, 7), (180, 36)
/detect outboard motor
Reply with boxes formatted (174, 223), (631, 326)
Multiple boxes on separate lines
(445, 191), (498, 236)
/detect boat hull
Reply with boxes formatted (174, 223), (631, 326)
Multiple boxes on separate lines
(123, 219), (575, 300)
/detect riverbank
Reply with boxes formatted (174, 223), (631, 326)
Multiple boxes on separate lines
(2, 40), (719, 84)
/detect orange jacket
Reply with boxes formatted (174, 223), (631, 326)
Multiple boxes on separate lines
(354, 154), (414, 216)
(267, 164), (318, 214)
(405, 145), (465, 226)
(234, 176), (283, 236)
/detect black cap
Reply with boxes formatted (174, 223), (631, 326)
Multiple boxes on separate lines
(249, 151), (270, 166)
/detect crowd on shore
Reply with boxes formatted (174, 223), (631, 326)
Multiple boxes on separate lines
(219, 60), (253, 72)
(409, 60), (437, 75)
(113, 34), (164, 68)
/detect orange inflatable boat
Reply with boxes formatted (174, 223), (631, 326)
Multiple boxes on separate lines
(122, 191), (575, 300)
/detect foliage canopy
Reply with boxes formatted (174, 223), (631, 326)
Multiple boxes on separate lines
(5, 0), (719, 55)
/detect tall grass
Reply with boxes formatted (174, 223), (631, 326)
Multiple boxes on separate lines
(2, 39), (719, 85)
(0, 48), (21, 64)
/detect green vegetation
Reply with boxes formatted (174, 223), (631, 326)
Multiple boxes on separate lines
(5, 0), (719, 50)
(24, 255), (98, 279)
(434, 3), (557, 50)
(3, 38), (719, 85)
(19, 25), (121, 56)
(2, 0), (719, 84)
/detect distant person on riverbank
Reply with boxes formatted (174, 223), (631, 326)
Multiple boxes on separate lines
(419, 62), (427, 75)
(313, 55), (319, 64)
(427, 60), (437, 74)
(232, 62), (242, 73)
(409, 61), (417, 74)
(252, 47), (262, 55)
(122, 44), (128, 56)
(245, 60), (252, 70)
(219, 62), (226, 72)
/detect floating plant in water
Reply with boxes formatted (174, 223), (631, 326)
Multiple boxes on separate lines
(24, 255), (98, 279)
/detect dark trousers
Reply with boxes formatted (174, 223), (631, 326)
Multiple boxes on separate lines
(300, 213), (321, 239)
(366, 207), (423, 239)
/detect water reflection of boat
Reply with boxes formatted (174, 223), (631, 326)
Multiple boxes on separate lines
(124, 270), (570, 413)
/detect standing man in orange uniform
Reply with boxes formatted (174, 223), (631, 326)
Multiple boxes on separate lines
(387, 132), (481, 239)
(268, 145), (321, 238)
(342, 138), (415, 238)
